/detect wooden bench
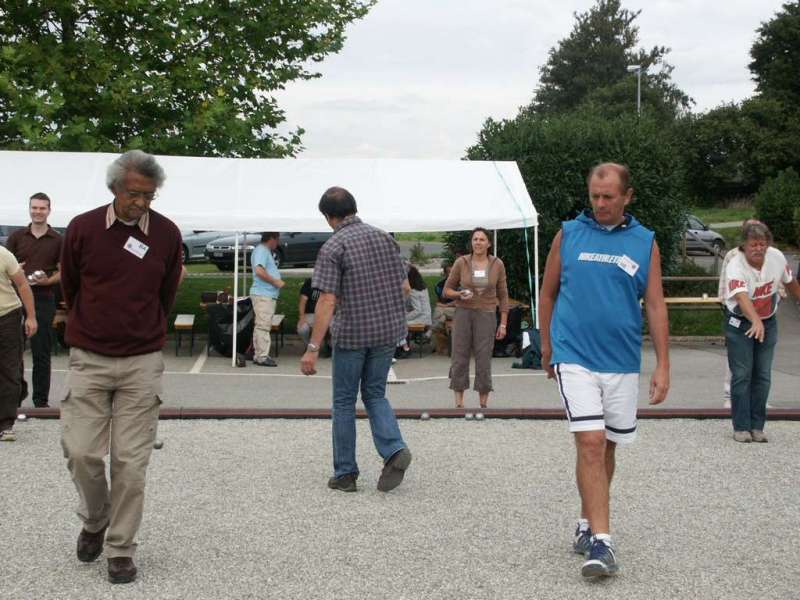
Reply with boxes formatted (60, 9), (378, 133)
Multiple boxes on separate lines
(661, 296), (722, 311)
(174, 314), (196, 356)
(407, 322), (431, 357)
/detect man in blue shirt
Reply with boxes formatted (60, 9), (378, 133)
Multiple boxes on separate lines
(539, 163), (670, 579)
(250, 232), (283, 367)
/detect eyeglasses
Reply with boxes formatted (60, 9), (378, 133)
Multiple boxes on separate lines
(126, 190), (158, 201)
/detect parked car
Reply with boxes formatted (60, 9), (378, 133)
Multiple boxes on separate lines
(181, 230), (225, 263)
(0, 225), (24, 247)
(204, 231), (333, 271)
(684, 215), (725, 255)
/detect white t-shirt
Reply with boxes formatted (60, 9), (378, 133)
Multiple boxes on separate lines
(724, 246), (794, 319)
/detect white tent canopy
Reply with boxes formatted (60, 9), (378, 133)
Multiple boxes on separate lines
(0, 151), (537, 232)
(0, 151), (541, 361)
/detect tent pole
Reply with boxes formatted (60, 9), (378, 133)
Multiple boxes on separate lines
(534, 225), (540, 329)
(232, 232), (240, 367)
(493, 230), (498, 256)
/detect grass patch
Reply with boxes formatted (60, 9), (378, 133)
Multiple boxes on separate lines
(394, 232), (445, 242)
(663, 309), (723, 336)
(689, 206), (754, 224)
(185, 262), (225, 274)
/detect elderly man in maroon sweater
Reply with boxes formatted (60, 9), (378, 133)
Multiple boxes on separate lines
(60, 150), (183, 584)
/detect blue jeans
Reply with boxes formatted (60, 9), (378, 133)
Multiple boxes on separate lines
(331, 345), (406, 478)
(725, 314), (777, 432)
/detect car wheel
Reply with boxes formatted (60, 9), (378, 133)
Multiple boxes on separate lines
(712, 240), (724, 255)
(216, 263), (234, 272)
(182, 245), (190, 264)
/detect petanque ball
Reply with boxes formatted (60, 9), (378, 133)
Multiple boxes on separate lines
(153, 440), (164, 450)
(420, 412), (430, 420)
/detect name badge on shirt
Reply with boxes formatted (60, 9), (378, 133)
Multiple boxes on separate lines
(473, 269), (486, 278)
(124, 236), (149, 259)
(728, 316), (741, 328)
(617, 255), (639, 277)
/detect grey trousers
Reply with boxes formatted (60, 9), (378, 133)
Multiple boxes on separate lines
(449, 307), (496, 393)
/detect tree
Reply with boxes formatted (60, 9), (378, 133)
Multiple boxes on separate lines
(750, 1), (800, 104)
(0, 0), (375, 156)
(459, 110), (688, 302)
(755, 167), (800, 244)
(530, 0), (690, 119)
(677, 104), (760, 206)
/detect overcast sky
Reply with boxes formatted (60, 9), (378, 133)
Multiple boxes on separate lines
(274, 0), (785, 159)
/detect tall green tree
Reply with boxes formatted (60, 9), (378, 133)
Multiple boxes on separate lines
(750, 1), (800, 104)
(0, 0), (375, 156)
(530, 0), (690, 119)
(459, 110), (688, 302)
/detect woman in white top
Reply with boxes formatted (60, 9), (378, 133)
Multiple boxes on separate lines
(723, 222), (800, 443)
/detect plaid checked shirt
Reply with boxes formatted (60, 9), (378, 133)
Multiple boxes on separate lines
(312, 215), (407, 349)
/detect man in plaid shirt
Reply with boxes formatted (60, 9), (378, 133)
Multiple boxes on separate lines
(300, 187), (412, 493)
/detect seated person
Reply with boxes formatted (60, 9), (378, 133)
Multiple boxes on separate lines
(396, 265), (432, 358)
(432, 260), (457, 353)
(434, 260), (453, 304)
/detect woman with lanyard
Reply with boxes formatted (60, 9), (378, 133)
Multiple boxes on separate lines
(443, 227), (509, 409)
(724, 222), (800, 443)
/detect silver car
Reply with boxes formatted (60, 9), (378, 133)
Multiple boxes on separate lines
(181, 230), (225, 263)
(684, 215), (725, 255)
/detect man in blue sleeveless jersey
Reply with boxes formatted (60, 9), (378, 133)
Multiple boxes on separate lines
(539, 163), (670, 578)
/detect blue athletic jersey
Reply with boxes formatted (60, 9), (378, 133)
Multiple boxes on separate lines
(551, 210), (655, 373)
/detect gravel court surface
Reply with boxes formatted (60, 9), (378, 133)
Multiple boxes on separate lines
(3, 419), (800, 599)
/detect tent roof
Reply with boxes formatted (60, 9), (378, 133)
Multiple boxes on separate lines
(0, 151), (537, 232)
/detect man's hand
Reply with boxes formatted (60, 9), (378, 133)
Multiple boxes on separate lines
(24, 316), (38, 338)
(744, 318), (765, 342)
(276, 279), (285, 289)
(541, 345), (555, 379)
(649, 364), (670, 405)
(495, 324), (506, 340)
(300, 351), (318, 375)
(298, 315), (306, 327)
(32, 271), (48, 285)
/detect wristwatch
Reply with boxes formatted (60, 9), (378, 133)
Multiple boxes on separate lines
(307, 342), (320, 353)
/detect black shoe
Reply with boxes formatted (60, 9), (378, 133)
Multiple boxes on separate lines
(377, 448), (412, 492)
(254, 357), (278, 367)
(76, 525), (108, 563)
(107, 557), (137, 584)
(327, 473), (358, 492)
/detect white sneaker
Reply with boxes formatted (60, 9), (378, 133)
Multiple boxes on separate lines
(0, 430), (17, 442)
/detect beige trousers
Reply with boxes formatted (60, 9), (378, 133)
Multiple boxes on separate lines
(251, 295), (277, 360)
(61, 348), (163, 558)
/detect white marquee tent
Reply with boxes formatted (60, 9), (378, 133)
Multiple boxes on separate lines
(0, 151), (540, 359)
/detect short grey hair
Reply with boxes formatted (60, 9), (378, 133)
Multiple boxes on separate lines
(106, 150), (166, 191)
(740, 222), (772, 246)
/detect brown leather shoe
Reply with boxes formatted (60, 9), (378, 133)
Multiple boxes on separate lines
(108, 557), (137, 584)
(76, 525), (108, 562)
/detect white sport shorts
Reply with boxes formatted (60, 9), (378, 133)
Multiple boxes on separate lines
(554, 362), (639, 444)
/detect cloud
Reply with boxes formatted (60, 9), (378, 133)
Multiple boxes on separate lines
(275, 0), (787, 158)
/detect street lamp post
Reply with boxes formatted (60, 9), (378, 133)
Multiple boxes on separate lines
(626, 64), (642, 115)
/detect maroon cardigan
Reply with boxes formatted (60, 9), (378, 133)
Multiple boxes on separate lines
(60, 204), (183, 357)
